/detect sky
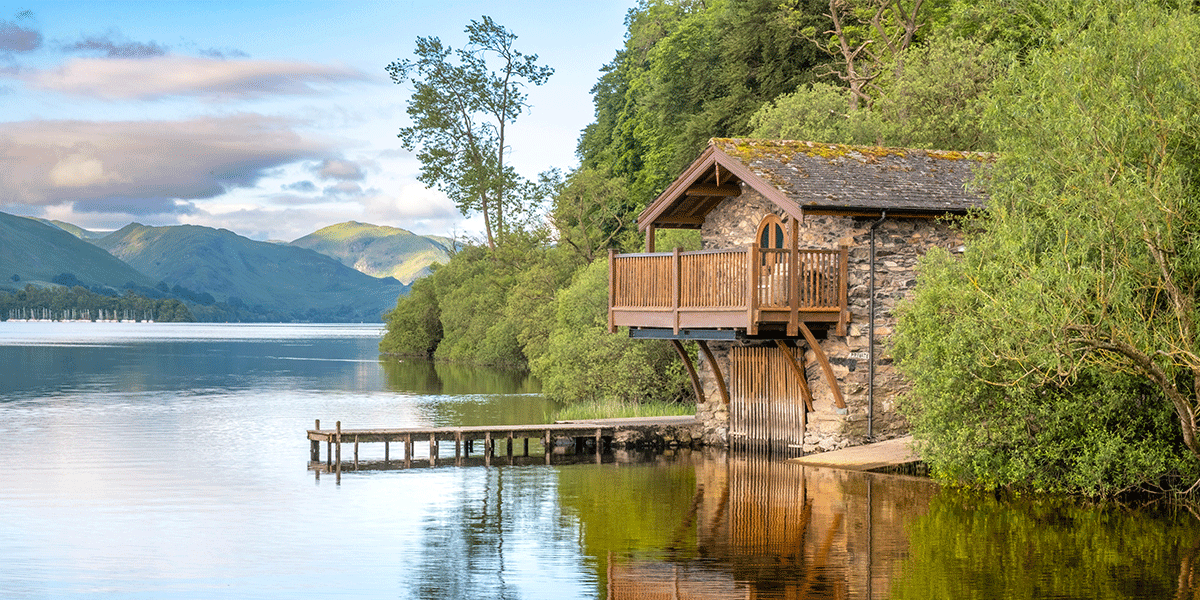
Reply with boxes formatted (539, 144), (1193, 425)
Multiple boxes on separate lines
(0, 1), (635, 241)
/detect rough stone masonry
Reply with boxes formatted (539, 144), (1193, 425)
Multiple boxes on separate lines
(692, 188), (965, 453)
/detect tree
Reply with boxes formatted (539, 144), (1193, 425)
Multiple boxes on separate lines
(550, 166), (635, 265)
(387, 17), (554, 250)
(788, 0), (931, 111)
(894, 1), (1200, 494)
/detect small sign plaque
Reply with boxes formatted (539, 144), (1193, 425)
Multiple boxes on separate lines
(847, 351), (870, 360)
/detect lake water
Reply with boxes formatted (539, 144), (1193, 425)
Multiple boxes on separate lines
(1, 321), (1197, 599)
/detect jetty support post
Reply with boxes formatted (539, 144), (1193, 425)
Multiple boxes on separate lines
(311, 419), (321, 462)
(335, 421), (342, 471)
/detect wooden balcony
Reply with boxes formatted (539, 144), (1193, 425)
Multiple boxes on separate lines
(608, 245), (850, 338)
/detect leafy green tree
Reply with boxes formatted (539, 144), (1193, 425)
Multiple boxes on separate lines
(387, 17), (553, 250)
(895, 1), (1200, 494)
(786, 0), (937, 111)
(871, 34), (1002, 150)
(749, 81), (882, 144)
(550, 166), (636, 265)
(580, 0), (826, 208)
(532, 258), (690, 404)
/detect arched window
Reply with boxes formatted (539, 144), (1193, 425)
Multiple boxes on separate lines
(756, 215), (788, 274)
(757, 214), (786, 250)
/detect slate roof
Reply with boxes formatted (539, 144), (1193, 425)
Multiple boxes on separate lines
(638, 138), (994, 231)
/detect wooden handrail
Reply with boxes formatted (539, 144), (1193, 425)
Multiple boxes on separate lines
(609, 246), (849, 331)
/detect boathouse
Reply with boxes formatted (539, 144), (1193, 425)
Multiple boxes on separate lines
(607, 138), (993, 455)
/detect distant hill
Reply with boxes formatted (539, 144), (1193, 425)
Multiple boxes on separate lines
(30, 217), (106, 240)
(0, 211), (154, 291)
(290, 221), (453, 284)
(94, 223), (407, 322)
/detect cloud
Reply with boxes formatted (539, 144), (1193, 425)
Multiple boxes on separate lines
(0, 19), (41, 53)
(198, 47), (249, 60)
(0, 114), (334, 215)
(61, 32), (168, 58)
(18, 55), (372, 100)
(324, 181), (363, 195)
(313, 158), (365, 181)
(282, 180), (318, 193)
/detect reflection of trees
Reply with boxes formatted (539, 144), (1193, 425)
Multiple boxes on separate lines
(379, 359), (559, 426)
(891, 494), (1200, 600)
(379, 358), (442, 394)
(379, 358), (541, 397)
(433, 362), (539, 396)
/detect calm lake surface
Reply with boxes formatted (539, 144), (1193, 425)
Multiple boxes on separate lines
(1, 321), (1197, 599)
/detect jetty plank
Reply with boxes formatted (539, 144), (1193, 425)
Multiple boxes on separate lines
(307, 415), (698, 471)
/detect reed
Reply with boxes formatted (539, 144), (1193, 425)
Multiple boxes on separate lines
(552, 398), (695, 421)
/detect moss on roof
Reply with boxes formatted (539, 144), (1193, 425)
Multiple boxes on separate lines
(712, 138), (995, 165)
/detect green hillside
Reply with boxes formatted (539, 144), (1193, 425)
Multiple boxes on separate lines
(30, 218), (105, 240)
(290, 221), (452, 284)
(0, 211), (154, 291)
(95, 223), (407, 322)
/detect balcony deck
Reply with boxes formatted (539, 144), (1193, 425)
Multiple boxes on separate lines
(608, 245), (849, 338)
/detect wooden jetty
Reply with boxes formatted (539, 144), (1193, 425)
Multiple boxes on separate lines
(307, 416), (698, 473)
(788, 436), (919, 472)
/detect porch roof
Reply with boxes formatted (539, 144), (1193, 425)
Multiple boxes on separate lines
(638, 138), (995, 232)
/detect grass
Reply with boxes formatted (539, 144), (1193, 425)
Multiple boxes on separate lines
(550, 398), (695, 422)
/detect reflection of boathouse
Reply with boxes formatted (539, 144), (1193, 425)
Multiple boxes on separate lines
(604, 452), (939, 599)
(608, 139), (993, 453)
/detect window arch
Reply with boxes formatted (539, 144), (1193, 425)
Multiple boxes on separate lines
(757, 214), (786, 251)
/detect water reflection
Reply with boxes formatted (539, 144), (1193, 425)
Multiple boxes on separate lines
(379, 357), (555, 427)
(380, 359), (540, 396)
(554, 450), (1199, 600)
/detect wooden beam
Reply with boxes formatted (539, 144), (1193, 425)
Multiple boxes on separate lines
(671, 340), (705, 405)
(798, 322), (847, 411)
(653, 216), (706, 226)
(747, 243), (759, 336)
(788, 218), (800, 337)
(607, 249), (616, 333)
(697, 340), (729, 405)
(837, 244), (850, 336)
(775, 340), (814, 412)
(684, 184), (741, 197)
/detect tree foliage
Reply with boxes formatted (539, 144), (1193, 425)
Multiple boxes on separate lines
(895, 1), (1200, 494)
(387, 17), (554, 250)
(0, 285), (193, 322)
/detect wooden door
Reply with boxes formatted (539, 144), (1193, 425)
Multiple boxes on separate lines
(729, 345), (806, 457)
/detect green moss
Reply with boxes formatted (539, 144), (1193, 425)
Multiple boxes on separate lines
(713, 137), (995, 165)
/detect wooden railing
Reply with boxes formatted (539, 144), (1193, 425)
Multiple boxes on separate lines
(609, 244), (849, 335)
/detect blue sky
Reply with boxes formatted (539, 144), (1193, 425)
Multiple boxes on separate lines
(0, 1), (635, 241)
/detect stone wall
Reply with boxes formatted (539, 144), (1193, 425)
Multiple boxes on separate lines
(693, 188), (964, 452)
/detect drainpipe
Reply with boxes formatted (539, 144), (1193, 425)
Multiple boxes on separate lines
(868, 211), (887, 440)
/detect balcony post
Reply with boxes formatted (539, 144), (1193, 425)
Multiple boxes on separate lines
(607, 249), (616, 333)
(747, 243), (759, 335)
(838, 244), (850, 336)
(788, 218), (800, 337)
(672, 247), (681, 333)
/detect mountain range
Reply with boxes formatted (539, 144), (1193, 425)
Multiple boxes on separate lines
(0, 211), (453, 322)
